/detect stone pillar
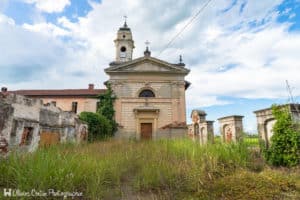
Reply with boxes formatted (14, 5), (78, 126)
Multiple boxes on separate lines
(189, 110), (214, 144)
(218, 115), (244, 143)
(206, 121), (215, 144)
(199, 121), (214, 144)
(189, 110), (206, 141)
(254, 108), (274, 148)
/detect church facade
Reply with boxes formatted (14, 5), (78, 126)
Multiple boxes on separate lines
(105, 22), (190, 139)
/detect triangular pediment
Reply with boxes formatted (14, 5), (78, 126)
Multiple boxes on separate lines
(105, 56), (190, 74)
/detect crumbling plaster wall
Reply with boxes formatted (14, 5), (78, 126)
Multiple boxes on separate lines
(218, 116), (244, 143)
(254, 104), (300, 148)
(188, 110), (214, 144)
(0, 93), (88, 155)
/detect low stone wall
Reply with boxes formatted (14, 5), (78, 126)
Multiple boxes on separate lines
(157, 127), (187, 139)
(114, 127), (187, 140)
(0, 93), (88, 156)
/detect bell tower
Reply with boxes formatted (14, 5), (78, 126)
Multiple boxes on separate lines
(114, 17), (135, 62)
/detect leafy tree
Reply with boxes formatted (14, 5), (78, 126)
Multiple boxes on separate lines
(265, 105), (300, 167)
(79, 112), (113, 142)
(97, 83), (118, 133)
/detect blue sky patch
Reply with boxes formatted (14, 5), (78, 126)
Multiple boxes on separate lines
(2, 0), (102, 25)
(45, 0), (101, 24)
(218, 63), (239, 72)
(0, 64), (45, 83)
(3, 1), (36, 25)
(221, 0), (238, 13)
(277, 0), (300, 31)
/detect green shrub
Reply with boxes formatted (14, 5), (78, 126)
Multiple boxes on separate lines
(97, 83), (118, 133)
(265, 105), (300, 167)
(79, 112), (113, 141)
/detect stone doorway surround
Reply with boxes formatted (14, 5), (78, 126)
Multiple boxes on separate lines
(133, 106), (159, 140)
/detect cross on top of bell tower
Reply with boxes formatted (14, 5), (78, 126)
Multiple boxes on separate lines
(144, 40), (151, 57)
(145, 40), (150, 47)
(123, 15), (128, 28)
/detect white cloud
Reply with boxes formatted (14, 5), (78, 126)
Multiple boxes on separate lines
(23, 23), (70, 37)
(23, 0), (71, 13)
(0, 13), (104, 91)
(1, 0), (300, 110)
(186, 23), (300, 107)
(0, 13), (15, 25)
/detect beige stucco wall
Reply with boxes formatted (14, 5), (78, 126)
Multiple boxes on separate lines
(110, 73), (187, 138)
(41, 97), (98, 114)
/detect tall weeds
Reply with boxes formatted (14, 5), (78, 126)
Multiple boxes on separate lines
(0, 139), (297, 199)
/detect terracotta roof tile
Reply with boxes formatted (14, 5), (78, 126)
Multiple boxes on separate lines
(9, 89), (106, 97)
(160, 121), (187, 129)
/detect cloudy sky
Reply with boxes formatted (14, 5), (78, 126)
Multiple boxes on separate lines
(1, 0), (300, 133)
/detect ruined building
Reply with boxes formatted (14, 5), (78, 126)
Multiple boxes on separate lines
(0, 87), (88, 156)
(254, 104), (300, 148)
(188, 110), (214, 144)
(218, 115), (244, 143)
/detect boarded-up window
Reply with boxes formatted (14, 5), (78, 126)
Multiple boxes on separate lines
(72, 102), (78, 113)
(19, 127), (33, 146)
(39, 132), (60, 147)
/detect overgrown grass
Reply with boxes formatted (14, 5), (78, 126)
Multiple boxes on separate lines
(0, 139), (299, 199)
(215, 135), (260, 147)
(244, 136), (259, 147)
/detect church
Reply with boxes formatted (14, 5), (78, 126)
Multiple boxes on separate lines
(9, 21), (191, 139)
(105, 22), (190, 139)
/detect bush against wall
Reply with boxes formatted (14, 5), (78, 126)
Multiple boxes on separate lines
(97, 83), (118, 133)
(265, 105), (300, 167)
(79, 112), (113, 142)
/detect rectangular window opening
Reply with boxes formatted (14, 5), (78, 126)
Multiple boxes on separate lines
(72, 102), (78, 113)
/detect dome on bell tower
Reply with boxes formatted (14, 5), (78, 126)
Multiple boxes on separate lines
(114, 20), (135, 62)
